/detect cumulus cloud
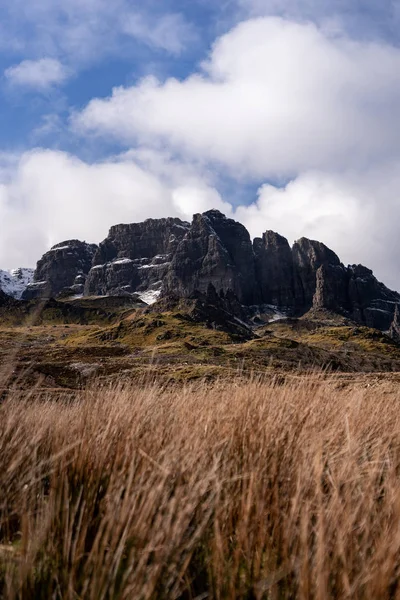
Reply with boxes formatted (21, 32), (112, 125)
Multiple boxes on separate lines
(0, 149), (227, 270)
(235, 166), (400, 290)
(4, 58), (70, 89)
(74, 18), (400, 179)
(1, 147), (400, 291)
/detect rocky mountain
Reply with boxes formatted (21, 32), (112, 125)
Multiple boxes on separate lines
(85, 218), (190, 299)
(163, 210), (257, 304)
(7, 210), (400, 332)
(0, 268), (34, 299)
(22, 240), (97, 300)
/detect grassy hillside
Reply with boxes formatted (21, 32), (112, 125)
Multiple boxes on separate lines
(2, 298), (400, 390)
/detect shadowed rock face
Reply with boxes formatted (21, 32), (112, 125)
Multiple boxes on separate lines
(347, 265), (400, 330)
(85, 218), (190, 298)
(22, 240), (97, 300)
(313, 264), (350, 312)
(292, 238), (341, 311)
(92, 218), (190, 265)
(254, 231), (295, 307)
(17, 210), (400, 332)
(163, 210), (258, 305)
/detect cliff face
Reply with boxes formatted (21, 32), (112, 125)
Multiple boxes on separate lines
(254, 231), (295, 307)
(92, 218), (190, 265)
(19, 210), (400, 331)
(163, 210), (258, 305)
(347, 265), (400, 330)
(85, 218), (190, 298)
(22, 240), (97, 300)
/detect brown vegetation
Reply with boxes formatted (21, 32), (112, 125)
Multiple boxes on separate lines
(1, 373), (400, 598)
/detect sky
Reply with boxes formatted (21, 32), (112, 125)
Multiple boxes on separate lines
(1, 0), (400, 289)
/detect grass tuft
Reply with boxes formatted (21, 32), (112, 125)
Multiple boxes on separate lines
(1, 374), (400, 598)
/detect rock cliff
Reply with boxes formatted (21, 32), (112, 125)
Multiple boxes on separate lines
(16, 210), (400, 332)
(85, 218), (190, 299)
(163, 210), (257, 305)
(253, 231), (295, 307)
(22, 240), (97, 300)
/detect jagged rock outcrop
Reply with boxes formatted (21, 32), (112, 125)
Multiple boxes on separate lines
(13, 209), (400, 332)
(254, 231), (295, 307)
(22, 240), (97, 300)
(292, 238), (341, 311)
(85, 256), (169, 297)
(92, 218), (190, 265)
(85, 218), (190, 298)
(163, 210), (258, 304)
(312, 264), (350, 312)
(347, 265), (400, 330)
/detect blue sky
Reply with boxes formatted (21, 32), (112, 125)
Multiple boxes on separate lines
(2, 0), (400, 289)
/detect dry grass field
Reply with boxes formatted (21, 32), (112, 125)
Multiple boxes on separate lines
(1, 373), (400, 599)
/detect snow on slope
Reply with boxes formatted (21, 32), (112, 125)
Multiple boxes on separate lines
(0, 268), (34, 299)
(137, 288), (161, 305)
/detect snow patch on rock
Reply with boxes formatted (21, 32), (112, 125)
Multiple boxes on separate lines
(137, 288), (161, 305)
(0, 268), (34, 299)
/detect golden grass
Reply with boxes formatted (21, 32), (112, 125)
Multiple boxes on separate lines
(2, 374), (400, 598)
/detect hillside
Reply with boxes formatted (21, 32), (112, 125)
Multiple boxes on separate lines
(2, 294), (400, 392)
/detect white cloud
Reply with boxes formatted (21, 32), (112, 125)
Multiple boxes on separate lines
(0, 1), (196, 68)
(2, 15), (400, 293)
(0, 149), (226, 270)
(235, 166), (400, 289)
(4, 58), (70, 89)
(74, 17), (400, 179)
(235, 0), (400, 40)
(123, 12), (197, 55)
(1, 148), (400, 291)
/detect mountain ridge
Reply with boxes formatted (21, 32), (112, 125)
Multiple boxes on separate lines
(2, 209), (399, 333)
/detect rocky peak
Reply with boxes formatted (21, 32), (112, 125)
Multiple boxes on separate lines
(22, 240), (97, 300)
(163, 211), (258, 304)
(163, 213), (234, 298)
(93, 217), (190, 266)
(0, 268), (34, 299)
(347, 264), (400, 330)
(313, 264), (349, 312)
(254, 231), (295, 307)
(292, 237), (340, 269)
(85, 218), (190, 300)
(292, 237), (341, 310)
